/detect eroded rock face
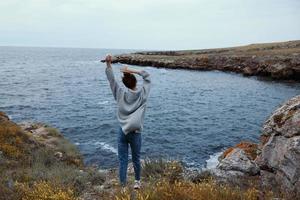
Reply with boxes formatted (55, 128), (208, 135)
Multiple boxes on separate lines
(217, 148), (259, 176)
(262, 95), (300, 138)
(219, 141), (258, 161)
(212, 141), (259, 183)
(212, 95), (300, 196)
(256, 95), (300, 193)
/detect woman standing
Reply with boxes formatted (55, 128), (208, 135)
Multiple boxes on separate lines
(104, 55), (151, 189)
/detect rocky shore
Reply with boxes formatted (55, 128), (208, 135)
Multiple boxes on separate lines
(1, 95), (299, 199)
(212, 95), (300, 198)
(111, 40), (300, 81)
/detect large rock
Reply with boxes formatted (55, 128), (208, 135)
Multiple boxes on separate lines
(212, 141), (259, 183)
(217, 148), (259, 175)
(256, 95), (300, 194)
(262, 95), (300, 138)
(211, 95), (300, 196)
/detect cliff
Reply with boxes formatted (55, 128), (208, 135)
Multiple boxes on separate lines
(213, 95), (300, 198)
(111, 40), (300, 81)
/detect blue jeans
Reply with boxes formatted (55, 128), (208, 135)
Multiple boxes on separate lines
(118, 127), (141, 186)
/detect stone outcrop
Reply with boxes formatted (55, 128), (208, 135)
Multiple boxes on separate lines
(0, 111), (9, 122)
(212, 142), (260, 186)
(256, 95), (300, 194)
(215, 148), (259, 175)
(213, 95), (300, 196)
(109, 40), (300, 81)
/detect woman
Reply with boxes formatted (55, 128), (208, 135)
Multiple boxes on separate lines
(104, 55), (151, 189)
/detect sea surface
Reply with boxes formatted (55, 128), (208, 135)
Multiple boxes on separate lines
(1, 46), (300, 169)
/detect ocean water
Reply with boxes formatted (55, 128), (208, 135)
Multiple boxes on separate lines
(1, 46), (300, 169)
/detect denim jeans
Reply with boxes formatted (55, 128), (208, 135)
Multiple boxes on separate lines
(118, 127), (141, 186)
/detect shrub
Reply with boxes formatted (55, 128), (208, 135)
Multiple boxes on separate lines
(44, 127), (62, 138)
(0, 121), (29, 159)
(16, 181), (76, 200)
(115, 179), (274, 200)
(0, 181), (19, 200)
(142, 158), (183, 182)
(51, 136), (83, 166)
(188, 170), (213, 183)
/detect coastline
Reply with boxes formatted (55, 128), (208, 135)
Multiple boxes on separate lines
(111, 40), (300, 81)
(1, 94), (300, 199)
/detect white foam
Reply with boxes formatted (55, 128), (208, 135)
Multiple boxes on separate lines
(95, 141), (118, 155)
(204, 151), (223, 170)
(74, 142), (80, 146)
(97, 101), (109, 105)
(159, 68), (168, 74)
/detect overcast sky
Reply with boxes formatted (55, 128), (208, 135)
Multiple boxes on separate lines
(0, 0), (299, 50)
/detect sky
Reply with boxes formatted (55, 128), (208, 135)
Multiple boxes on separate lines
(0, 0), (299, 50)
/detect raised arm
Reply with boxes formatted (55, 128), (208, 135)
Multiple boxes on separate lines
(121, 66), (151, 98)
(105, 55), (122, 101)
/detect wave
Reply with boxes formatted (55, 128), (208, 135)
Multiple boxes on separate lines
(97, 101), (109, 105)
(94, 141), (118, 155)
(159, 68), (168, 74)
(204, 151), (223, 170)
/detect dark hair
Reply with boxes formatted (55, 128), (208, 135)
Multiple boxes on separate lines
(122, 72), (137, 89)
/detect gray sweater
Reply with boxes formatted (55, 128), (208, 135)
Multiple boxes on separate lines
(105, 67), (151, 135)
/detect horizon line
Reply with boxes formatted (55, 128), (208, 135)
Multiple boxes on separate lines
(0, 39), (299, 52)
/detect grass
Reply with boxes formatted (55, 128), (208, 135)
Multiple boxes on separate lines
(16, 181), (76, 200)
(44, 127), (62, 138)
(0, 120), (30, 160)
(0, 113), (105, 199)
(110, 159), (274, 200)
(114, 178), (274, 200)
(0, 112), (297, 200)
(142, 158), (183, 183)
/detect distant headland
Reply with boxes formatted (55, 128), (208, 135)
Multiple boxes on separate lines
(110, 40), (300, 81)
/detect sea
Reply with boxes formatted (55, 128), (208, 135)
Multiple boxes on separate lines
(1, 46), (300, 169)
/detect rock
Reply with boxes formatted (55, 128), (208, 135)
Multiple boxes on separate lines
(93, 185), (104, 193)
(256, 134), (300, 192)
(262, 95), (300, 138)
(270, 63), (291, 79)
(219, 141), (258, 161)
(216, 148), (259, 176)
(185, 169), (213, 183)
(54, 151), (63, 159)
(256, 95), (300, 193)
(214, 95), (300, 194)
(211, 147), (260, 187)
(242, 66), (254, 76)
(0, 111), (9, 122)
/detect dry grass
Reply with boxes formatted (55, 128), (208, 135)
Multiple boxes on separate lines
(142, 158), (183, 183)
(0, 113), (296, 200)
(0, 120), (30, 159)
(114, 179), (274, 200)
(16, 181), (76, 200)
(0, 113), (105, 199)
